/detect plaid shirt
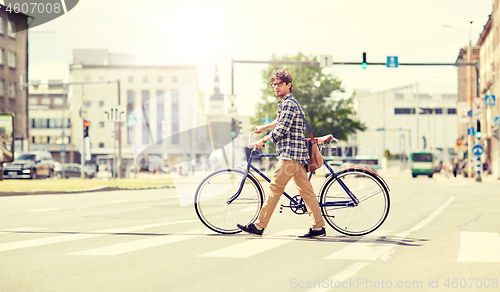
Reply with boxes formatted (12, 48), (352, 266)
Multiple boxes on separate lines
(269, 94), (310, 164)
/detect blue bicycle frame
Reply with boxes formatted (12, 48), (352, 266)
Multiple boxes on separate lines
(227, 149), (359, 208)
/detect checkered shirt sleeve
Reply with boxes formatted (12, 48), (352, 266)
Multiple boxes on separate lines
(269, 95), (310, 165)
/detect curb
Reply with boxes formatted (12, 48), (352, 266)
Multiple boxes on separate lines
(0, 185), (173, 197)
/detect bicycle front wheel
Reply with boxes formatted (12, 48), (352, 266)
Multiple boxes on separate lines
(320, 168), (390, 236)
(194, 169), (264, 234)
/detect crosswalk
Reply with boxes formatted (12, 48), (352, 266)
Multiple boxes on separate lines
(1, 223), (499, 263)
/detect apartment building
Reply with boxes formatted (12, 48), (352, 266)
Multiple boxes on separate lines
(0, 5), (29, 151)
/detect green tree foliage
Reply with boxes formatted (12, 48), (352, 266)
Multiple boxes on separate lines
(252, 53), (366, 141)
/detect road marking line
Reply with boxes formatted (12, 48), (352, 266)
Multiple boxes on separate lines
(409, 196), (455, 232)
(198, 229), (303, 258)
(458, 231), (500, 263)
(28, 208), (59, 212)
(325, 242), (395, 261)
(324, 230), (394, 261)
(68, 229), (208, 256)
(306, 262), (370, 292)
(0, 220), (196, 252)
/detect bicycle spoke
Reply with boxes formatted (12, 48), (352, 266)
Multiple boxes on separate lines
(320, 169), (390, 236)
(194, 169), (263, 234)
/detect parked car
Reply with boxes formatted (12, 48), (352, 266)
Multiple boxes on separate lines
(2, 151), (55, 179)
(56, 163), (96, 178)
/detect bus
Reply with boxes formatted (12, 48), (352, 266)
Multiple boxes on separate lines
(411, 151), (434, 178)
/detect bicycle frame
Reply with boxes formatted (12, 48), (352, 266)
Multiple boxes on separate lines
(226, 148), (359, 208)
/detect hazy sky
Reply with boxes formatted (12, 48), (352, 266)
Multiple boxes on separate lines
(21, 0), (493, 116)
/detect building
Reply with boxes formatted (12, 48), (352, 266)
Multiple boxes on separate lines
(477, 8), (500, 179)
(68, 49), (201, 172)
(0, 5), (29, 152)
(352, 90), (458, 167)
(28, 80), (73, 162)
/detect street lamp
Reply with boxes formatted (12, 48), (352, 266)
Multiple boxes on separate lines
(443, 21), (473, 45)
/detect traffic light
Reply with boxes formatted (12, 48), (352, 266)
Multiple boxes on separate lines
(362, 52), (367, 69)
(475, 120), (482, 139)
(230, 118), (238, 138)
(83, 120), (89, 138)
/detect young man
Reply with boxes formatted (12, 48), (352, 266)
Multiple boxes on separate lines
(237, 69), (326, 238)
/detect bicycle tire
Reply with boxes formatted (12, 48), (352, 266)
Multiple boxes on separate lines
(320, 168), (390, 236)
(194, 169), (264, 234)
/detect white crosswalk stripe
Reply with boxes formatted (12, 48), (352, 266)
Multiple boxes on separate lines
(199, 229), (304, 258)
(458, 231), (500, 263)
(68, 229), (209, 256)
(324, 230), (395, 261)
(0, 220), (196, 252)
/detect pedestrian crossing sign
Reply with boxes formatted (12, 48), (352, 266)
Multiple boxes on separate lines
(485, 95), (496, 106)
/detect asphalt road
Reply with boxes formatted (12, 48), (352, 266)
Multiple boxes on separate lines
(0, 169), (499, 292)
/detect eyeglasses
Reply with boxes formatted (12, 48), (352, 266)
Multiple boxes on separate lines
(270, 81), (285, 88)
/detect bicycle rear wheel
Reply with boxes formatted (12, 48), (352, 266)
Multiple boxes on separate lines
(320, 169), (390, 236)
(194, 169), (264, 234)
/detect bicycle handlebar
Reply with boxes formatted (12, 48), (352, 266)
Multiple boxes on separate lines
(249, 132), (339, 150)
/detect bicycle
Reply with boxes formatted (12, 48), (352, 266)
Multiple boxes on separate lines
(194, 133), (390, 236)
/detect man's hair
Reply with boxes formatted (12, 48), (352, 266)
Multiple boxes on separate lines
(268, 69), (293, 93)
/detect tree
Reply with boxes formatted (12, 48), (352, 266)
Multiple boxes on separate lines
(252, 53), (366, 141)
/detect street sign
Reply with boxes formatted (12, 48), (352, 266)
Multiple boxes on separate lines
(127, 116), (137, 127)
(472, 145), (484, 156)
(495, 115), (500, 126)
(485, 95), (496, 106)
(473, 107), (484, 120)
(262, 118), (272, 125)
(467, 127), (475, 136)
(386, 56), (399, 68)
(227, 94), (237, 106)
(102, 105), (126, 122)
(467, 110), (472, 117)
(320, 55), (333, 67)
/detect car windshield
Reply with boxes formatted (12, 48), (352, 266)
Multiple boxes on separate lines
(413, 154), (432, 162)
(16, 154), (36, 161)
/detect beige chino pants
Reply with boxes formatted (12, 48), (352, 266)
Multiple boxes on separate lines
(255, 159), (325, 229)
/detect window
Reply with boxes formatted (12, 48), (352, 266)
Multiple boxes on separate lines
(172, 76), (178, 83)
(128, 76), (134, 83)
(143, 76), (148, 83)
(448, 108), (457, 114)
(0, 17), (4, 34)
(99, 122), (105, 128)
(86, 101), (91, 107)
(0, 48), (4, 65)
(99, 101), (104, 107)
(8, 82), (15, 97)
(29, 97), (38, 105)
(158, 76), (163, 83)
(41, 97), (50, 105)
(394, 108), (415, 114)
(53, 98), (63, 105)
(99, 143), (104, 148)
(0, 80), (4, 96)
(7, 22), (15, 38)
(8, 51), (16, 68)
(32, 119), (48, 128)
(434, 108), (443, 114)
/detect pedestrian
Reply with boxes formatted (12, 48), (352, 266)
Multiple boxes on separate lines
(483, 158), (490, 175)
(453, 159), (458, 177)
(237, 69), (326, 238)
